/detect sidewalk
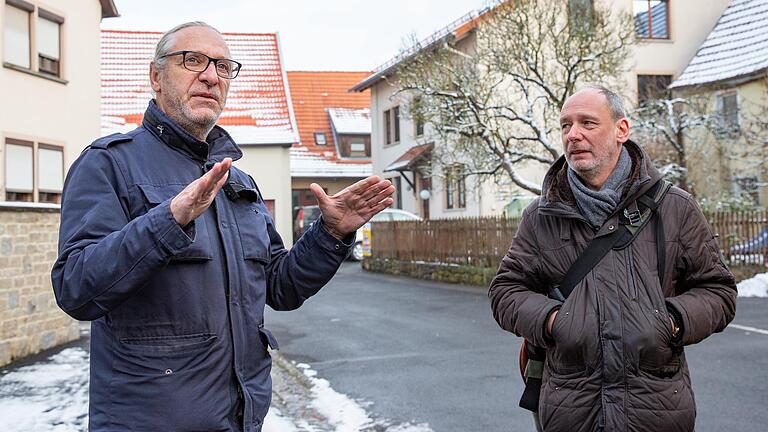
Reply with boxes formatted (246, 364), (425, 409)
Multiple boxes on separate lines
(0, 330), (431, 432)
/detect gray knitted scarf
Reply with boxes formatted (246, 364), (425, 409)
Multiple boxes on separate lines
(567, 146), (632, 229)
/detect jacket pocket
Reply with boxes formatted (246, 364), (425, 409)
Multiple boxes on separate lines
(234, 203), (271, 263)
(137, 183), (213, 261)
(108, 331), (229, 431)
(120, 332), (218, 353)
(258, 325), (279, 350)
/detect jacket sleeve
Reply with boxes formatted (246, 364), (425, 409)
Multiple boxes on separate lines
(261, 206), (353, 311)
(665, 195), (737, 346)
(489, 203), (562, 347)
(51, 149), (195, 321)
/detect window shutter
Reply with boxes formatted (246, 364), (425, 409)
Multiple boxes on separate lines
(5, 143), (33, 192)
(38, 147), (64, 192)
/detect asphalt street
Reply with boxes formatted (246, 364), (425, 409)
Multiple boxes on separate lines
(265, 262), (768, 432)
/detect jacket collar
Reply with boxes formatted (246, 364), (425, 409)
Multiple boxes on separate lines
(539, 140), (662, 216)
(142, 100), (243, 163)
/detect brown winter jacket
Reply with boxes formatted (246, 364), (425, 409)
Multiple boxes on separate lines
(489, 141), (737, 432)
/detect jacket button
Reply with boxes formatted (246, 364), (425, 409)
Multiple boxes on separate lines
(608, 225), (615, 230)
(165, 368), (173, 375)
(334, 244), (340, 250)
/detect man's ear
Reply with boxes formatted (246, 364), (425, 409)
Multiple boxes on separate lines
(149, 61), (161, 93)
(616, 117), (630, 143)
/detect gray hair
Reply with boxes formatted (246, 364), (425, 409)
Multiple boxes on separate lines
(578, 84), (627, 121)
(153, 21), (223, 70)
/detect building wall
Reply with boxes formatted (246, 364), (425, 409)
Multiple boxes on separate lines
(0, 205), (80, 367)
(366, 0), (734, 218)
(681, 78), (768, 206)
(0, 0), (104, 200)
(613, 0), (730, 104)
(236, 146), (294, 246)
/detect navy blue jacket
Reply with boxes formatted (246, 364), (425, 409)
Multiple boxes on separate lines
(51, 101), (352, 431)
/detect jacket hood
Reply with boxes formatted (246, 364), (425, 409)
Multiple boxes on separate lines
(540, 140), (662, 214)
(142, 100), (243, 163)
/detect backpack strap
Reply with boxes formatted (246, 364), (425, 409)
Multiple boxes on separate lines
(549, 179), (672, 302)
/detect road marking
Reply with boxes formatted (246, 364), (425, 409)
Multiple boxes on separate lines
(729, 324), (768, 335)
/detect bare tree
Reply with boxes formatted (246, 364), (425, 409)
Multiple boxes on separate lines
(394, 0), (634, 195)
(630, 96), (717, 194)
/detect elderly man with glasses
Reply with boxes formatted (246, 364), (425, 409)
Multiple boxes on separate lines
(52, 22), (394, 432)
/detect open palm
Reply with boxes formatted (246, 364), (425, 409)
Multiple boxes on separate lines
(310, 176), (395, 240)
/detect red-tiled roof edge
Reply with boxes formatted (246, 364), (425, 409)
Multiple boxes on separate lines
(275, 31), (301, 145)
(101, 29), (162, 35)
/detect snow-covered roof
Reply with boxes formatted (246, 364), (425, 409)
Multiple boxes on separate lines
(290, 147), (372, 178)
(328, 108), (371, 134)
(100, 30), (298, 145)
(350, 1), (500, 92)
(670, 0), (768, 89)
(384, 143), (433, 172)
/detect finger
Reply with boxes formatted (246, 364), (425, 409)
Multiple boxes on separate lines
(338, 175), (381, 197)
(309, 183), (329, 205)
(363, 185), (396, 208)
(355, 179), (393, 204)
(202, 158), (232, 196)
(365, 197), (395, 216)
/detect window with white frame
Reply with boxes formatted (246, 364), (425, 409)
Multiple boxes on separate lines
(3, 1), (64, 78)
(4, 138), (64, 203)
(5, 139), (34, 202)
(3, 1), (32, 68)
(37, 10), (62, 76)
(37, 145), (63, 203)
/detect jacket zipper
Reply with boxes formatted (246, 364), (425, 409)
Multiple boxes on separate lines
(627, 247), (639, 301)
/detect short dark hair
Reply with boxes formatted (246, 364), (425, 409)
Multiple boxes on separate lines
(579, 85), (626, 121)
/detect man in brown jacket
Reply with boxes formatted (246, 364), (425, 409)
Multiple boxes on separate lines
(489, 85), (737, 432)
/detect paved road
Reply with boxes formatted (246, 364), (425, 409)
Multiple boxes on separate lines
(265, 263), (768, 432)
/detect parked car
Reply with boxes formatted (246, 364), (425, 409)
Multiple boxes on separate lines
(357, 208), (421, 261)
(729, 227), (768, 265)
(293, 206), (420, 261)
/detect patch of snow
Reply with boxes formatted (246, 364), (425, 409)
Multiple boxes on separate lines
(737, 272), (768, 298)
(0, 348), (90, 432)
(263, 407), (300, 432)
(298, 363), (434, 432)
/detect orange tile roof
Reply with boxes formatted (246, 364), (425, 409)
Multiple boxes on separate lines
(101, 29), (298, 145)
(287, 71), (371, 158)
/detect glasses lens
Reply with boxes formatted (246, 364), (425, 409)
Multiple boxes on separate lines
(217, 60), (241, 79)
(183, 52), (209, 72)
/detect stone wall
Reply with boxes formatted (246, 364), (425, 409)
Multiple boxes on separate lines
(362, 258), (496, 288)
(0, 204), (79, 367)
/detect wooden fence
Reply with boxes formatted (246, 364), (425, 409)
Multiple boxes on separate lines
(707, 209), (768, 266)
(370, 210), (768, 267)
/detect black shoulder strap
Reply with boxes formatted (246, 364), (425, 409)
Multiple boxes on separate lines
(550, 179), (671, 301)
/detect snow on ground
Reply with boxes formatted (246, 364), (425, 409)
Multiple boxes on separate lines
(290, 363), (433, 432)
(0, 348), (89, 432)
(0, 347), (431, 432)
(737, 272), (768, 298)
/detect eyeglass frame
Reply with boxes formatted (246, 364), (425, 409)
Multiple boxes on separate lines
(159, 50), (243, 79)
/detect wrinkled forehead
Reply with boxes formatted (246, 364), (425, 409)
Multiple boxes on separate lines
(560, 89), (609, 118)
(170, 26), (231, 58)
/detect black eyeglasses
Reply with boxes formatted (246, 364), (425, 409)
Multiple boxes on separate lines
(160, 50), (242, 79)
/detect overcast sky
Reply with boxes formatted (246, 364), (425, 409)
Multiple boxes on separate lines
(101, 0), (491, 72)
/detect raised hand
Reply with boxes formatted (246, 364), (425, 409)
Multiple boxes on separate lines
(310, 176), (396, 240)
(170, 158), (232, 227)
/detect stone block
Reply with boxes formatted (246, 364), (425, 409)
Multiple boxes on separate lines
(8, 291), (19, 309)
